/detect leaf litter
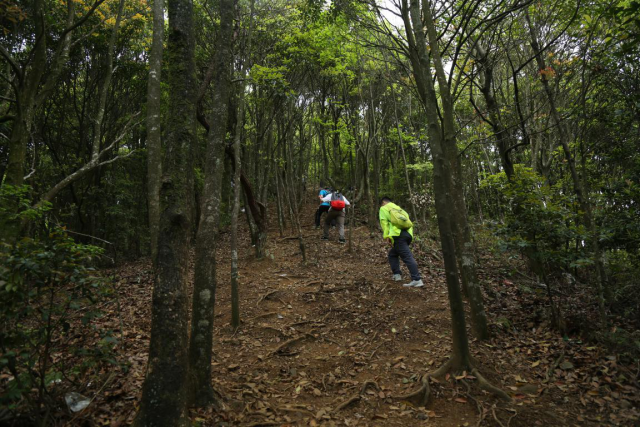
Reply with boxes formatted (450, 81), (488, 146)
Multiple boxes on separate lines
(69, 197), (639, 426)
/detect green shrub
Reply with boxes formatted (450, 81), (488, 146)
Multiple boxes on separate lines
(0, 187), (118, 424)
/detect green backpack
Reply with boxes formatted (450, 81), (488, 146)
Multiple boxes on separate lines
(387, 206), (413, 229)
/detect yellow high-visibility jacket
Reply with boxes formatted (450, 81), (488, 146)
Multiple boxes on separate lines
(379, 202), (414, 242)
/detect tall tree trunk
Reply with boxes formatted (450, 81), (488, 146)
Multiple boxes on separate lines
(186, 0), (234, 408)
(146, 0), (165, 263)
(416, 0), (489, 340)
(403, 0), (473, 366)
(230, 0), (255, 329)
(134, 0), (196, 420)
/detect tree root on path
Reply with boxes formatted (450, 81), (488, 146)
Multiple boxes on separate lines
(332, 380), (379, 412)
(395, 359), (512, 407)
(256, 290), (279, 306)
(249, 311), (278, 321)
(276, 405), (315, 417)
(271, 333), (316, 356)
(395, 374), (431, 407)
(471, 368), (511, 401)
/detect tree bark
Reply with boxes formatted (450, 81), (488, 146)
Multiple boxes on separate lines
(230, 0), (255, 328)
(403, 0), (472, 368)
(186, 0), (235, 408)
(134, 0), (196, 420)
(412, 0), (489, 340)
(146, 0), (165, 264)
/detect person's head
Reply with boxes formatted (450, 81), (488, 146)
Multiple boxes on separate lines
(380, 196), (392, 206)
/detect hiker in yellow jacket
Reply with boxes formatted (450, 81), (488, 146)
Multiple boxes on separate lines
(379, 197), (423, 288)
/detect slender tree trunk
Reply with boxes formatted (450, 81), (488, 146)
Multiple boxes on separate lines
(230, 103), (242, 327)
(146, 0), (165, 263)
(230, 0), (255, 328)
(187, 0), (234, 408)
(403, 0), (472, 368)
(414, 0), (489, 340)
(134, 0), (196, 420)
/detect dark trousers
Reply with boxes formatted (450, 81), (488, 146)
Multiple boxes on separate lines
(315, 204), (330, 227)
(388, 230), (421, 280)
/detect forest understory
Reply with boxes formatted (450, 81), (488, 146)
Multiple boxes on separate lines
(64, 198), (640, 427)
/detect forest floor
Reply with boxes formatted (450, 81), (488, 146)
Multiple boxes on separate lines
(82, 195), (639, 427)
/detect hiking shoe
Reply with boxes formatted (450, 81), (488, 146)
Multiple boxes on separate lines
(339, 238), (346, 244)
(392, 274), (402, 281)
(403, 280), (424, 288)
(321, 236), (328, 241)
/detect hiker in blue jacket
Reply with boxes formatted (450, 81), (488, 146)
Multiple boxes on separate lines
(315, 186), (331, 229)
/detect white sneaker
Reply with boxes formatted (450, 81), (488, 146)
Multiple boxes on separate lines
(392, 274), (402, 281)
(403, 280), (424, 288)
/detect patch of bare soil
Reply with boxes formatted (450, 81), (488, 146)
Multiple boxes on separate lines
(79, 196), (639, 426)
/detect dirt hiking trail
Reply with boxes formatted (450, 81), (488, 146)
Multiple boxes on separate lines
(97, 194), (639, 426)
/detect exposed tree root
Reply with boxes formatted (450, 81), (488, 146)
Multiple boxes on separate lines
(333, 394), (361, 412)
(471, 368), (511, 401)
(430, 358), (453, 379)
(492, 406), (506, 427)
(271, 333), (315, 356)
(276, 405), (315, 417)
(333, 380), (379, 412)
(395, 374), (431, 407)
(396, 359), (512, 407)
(249, 311), (278, 321)
(256, 290), (279, 306)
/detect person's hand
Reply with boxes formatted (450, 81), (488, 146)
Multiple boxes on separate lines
(384, 237), (393, 246)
